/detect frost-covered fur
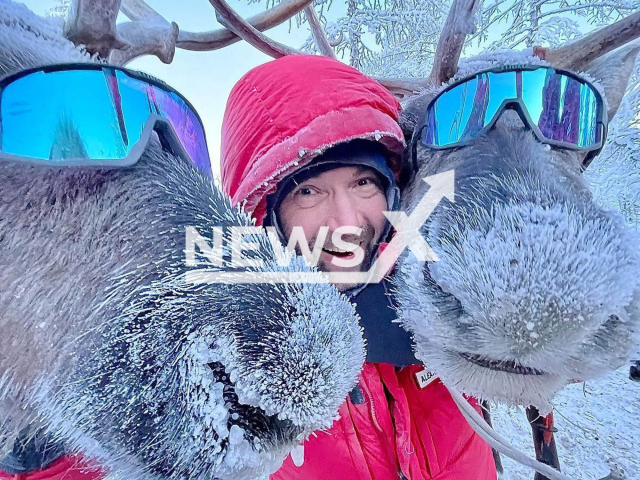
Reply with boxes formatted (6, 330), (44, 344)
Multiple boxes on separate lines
(0, 2), (364, 479)
(396, 51), (640, 411)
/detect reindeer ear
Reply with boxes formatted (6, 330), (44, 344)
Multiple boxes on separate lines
(399, 93), (432, 141)
(584, 44), (640, 121)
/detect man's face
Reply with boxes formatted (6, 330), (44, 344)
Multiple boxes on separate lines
(277, 165), (389, 289)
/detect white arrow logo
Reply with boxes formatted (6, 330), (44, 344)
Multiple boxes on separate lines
(186, 170), (455, 285)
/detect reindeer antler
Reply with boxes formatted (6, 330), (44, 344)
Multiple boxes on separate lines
(63, 0), (316, 65)
(64, 0), (179, 64)
(62, 0), (640, 101)
(110, 20), (179, 65)
(429, 0), (482, 86)
(121, 0), (315, 52)
(62, 0), (482, 99)
(304, 5), (337, 59)
(64, 0), (128, 57)
(209, 0), (301, 58)
(534, 11), (640, 71)
(205, 0), (339, 60)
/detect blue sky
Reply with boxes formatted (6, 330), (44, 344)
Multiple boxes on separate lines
(24, 0), (313, 176)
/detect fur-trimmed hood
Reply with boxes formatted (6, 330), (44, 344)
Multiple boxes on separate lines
(220, 55), (405, 224)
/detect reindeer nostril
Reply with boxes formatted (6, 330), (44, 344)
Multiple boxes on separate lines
(510, 258), (519, 266)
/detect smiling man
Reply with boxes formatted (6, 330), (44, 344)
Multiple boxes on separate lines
(220, 54), (496, 480)
(267, 140), (399, 290)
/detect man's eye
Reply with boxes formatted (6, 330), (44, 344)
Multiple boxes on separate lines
(291, 185), (324, 209)
(353, 177), (383, 198)
(356, 177), (381, 189)
(297, 186), (316, 195)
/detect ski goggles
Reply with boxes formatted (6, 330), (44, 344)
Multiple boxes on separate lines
(415, 66), (607, 169)
(0, 64), (211, 174)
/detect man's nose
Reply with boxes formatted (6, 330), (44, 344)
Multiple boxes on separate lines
(326, 190), (361, 231)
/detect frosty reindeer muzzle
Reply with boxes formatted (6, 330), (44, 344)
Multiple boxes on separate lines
(0, 63), (211, 173)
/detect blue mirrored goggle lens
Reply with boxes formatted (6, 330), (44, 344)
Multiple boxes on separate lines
(423, 68), (600, 149)
(424, 71), (517, 146)
(1, 70), (134, 160)
(115, 71), (211, 172)
(522, 69), (599, 148)
(0, 68), (211, 173)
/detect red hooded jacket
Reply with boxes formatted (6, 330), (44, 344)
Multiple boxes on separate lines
(221, 54), (497, 480)
(0, 455), (102, 480)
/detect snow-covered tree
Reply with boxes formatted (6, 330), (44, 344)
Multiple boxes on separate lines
(46, 0), (70, 18)
(586, 49), (640, 227)
(300, 0), (449, 76)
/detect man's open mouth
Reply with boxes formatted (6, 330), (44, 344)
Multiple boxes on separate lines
(322, 248), (356, 259)
(460, 353), (547, 376)
(322, 243), (362, 259)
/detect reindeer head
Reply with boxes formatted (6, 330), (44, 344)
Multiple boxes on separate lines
(393, 14), (640, 409)
(0, 1), (364, 479)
